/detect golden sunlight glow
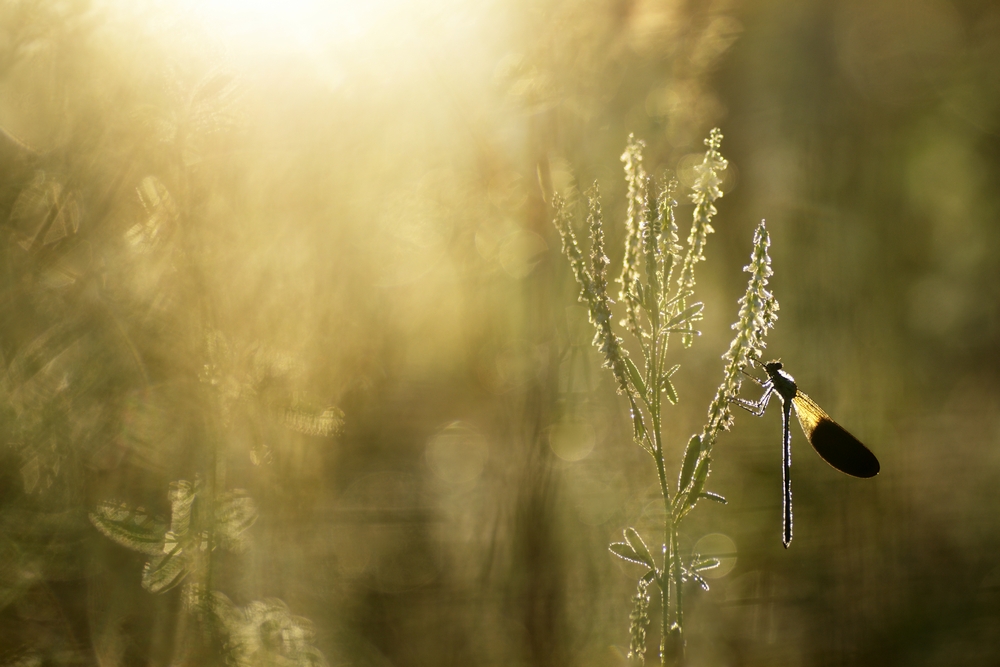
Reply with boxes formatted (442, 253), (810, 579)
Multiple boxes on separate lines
(4, 0), (975, 663)
(171, 0), (418, 54)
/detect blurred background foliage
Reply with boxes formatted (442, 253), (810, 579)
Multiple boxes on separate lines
(0, 0), (999, 665)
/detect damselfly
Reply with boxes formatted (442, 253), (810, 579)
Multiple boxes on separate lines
(736, 360), (879, 548)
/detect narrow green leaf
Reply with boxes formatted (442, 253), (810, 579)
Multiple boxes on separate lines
(663, 289), (693, 310)
(643, 281), (658, 313)
(661, 376), (678, 405)
(610, 542), (647, 566)
(633, 280), (645, 308)
(90, 501), (168, 556)
(664, 303), (704, 329)
(691, 557), (721, 573)
(624, 356), (647, 400)
(640, 569), (657, 586)
(688, 570), (710, 591)
(628, 396), (653, 454)
(677, 435), (701, 491)
(624, 528), (656, 568)
(688, 456), (710, 505)
(664, 364), (680, 378)
(700, 491), (727, 504)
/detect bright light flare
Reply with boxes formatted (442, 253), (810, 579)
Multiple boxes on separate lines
(163, 0), (412, 56)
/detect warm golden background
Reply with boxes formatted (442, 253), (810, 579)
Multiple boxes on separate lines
(1, 0), (999, 665)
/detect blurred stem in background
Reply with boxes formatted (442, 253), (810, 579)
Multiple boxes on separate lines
(552, 130), (778, 665)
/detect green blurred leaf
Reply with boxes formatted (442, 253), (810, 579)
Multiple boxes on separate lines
(282, 399), (344, 437)
(214, 489), (258, 553)
(89, 501), (167, 556)
(167, 479), (198, 539)
(141, 546), (189, 594)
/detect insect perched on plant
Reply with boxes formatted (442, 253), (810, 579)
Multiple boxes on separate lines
(736, 360), (880, 548)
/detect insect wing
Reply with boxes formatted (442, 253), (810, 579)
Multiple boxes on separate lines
(791, 392), (880, 478)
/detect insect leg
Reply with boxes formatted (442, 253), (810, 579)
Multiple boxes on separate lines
(733, 385), (774, 417)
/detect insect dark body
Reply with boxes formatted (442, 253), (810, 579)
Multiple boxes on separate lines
(738, 361), (880, 548)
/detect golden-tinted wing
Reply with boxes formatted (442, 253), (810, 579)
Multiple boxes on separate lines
(791, 392), (880, 478)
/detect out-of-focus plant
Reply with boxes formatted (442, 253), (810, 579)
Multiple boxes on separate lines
(76, 69), (340, 663)
(0, 37), (339, 663)
(552, 130), (779, 665)
(90, 479), (258, 595)
(90, 480), (325, 667)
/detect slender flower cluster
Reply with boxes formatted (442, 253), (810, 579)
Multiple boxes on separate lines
(552, 193), (631, 394)
(586, 189), (633, 393)
(659, 178), (683, 293)
(627, 577), (652, 663)
(640, 180), (661, 327)
(678, 129), (727, 291)
(701, 220), (779, 448)
(619, 135), (647, 337)
(589, 184), (611, 299)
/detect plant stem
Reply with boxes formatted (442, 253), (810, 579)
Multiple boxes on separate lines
(646, 332), (676, 667)
(653, 419), (672, 665)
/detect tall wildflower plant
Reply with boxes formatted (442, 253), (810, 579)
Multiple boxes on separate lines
(552, 130), (779, 666)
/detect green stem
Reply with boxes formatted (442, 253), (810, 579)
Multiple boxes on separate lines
(654, 457), (671, 665)
(656, 477), (670, 644)
(646, 336), (674, 667)
(669, 523), (684, 666)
